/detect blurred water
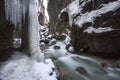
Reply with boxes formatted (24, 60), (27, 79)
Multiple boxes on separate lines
(57, 54), (120, 80)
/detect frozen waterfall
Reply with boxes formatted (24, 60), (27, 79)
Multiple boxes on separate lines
(5, 0), (29, 27)
(5, 0), (45, 62)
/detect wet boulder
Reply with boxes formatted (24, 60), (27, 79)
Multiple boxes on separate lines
(54, 45), (61, 50)
(55, 34), (66, 41)
(40, 42), (46, 50)
(49, 39), (57, 46)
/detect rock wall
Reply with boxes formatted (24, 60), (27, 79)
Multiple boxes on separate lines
(48, 0), (72, 34)
(0, 0), (14, 52)
(52, 0), (120, 58)
(37, 0), (45, 26)
(71, 0), (120, 58)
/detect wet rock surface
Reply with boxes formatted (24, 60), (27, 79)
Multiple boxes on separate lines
(76, 67), (88, 74)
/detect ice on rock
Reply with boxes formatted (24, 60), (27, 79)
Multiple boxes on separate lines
(5, 0), (29, 27)
(28, 0), (45, 62)
(5, 0), (45, 62)
(67, 0), (80, 26)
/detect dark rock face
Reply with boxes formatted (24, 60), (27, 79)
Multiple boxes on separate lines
(55, 10), (70, 35)
(48, 0), (72, 34)
(50, 0), (120, 58)
(82, 0), (117, 13)
(70, 0), (120, 58)
(38, 12), (45, 26)
(55, 34), (66, 41)
(71, 25), (120, 58)
(0, 0), (14, 52)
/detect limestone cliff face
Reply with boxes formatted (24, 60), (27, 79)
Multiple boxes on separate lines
(48, 0), (72, 34)
(0, 0), (14, 52)
(53, 0), (120, 58)
(71, 0), (120, 58)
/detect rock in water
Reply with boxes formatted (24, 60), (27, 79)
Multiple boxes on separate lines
(54, 46), (61, 50)
(57, 54), (120, 80)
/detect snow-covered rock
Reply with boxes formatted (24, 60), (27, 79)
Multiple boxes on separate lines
(13, 38), (22, 48)
(57, 0), (120, 58)
(49, 38), (57, 46)
(83, 26), (115, 33)
(44, 48), (67, 59)
(44, 42), (68, 59)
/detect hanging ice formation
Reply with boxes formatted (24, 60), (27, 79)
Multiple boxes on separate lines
(5, 0), (45, 62)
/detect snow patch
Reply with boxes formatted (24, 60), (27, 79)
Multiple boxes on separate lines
(83, 26), (115, 33)
(75, 0), (120, 27)
(65, 0), (91, 26)
(0, 52), (57, 80)
(64, 35), (71, 45)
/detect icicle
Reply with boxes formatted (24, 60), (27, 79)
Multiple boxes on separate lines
(5, 0), (29, 28)
(28, 0), (45, 62)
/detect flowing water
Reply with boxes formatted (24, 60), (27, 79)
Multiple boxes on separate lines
(39, 26), (120, 80)
(57, 54), (120, 80)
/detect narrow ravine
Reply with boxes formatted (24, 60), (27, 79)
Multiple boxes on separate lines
(0, 0), (120, 80)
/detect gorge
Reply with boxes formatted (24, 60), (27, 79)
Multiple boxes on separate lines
(0, 0), (120, 80)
